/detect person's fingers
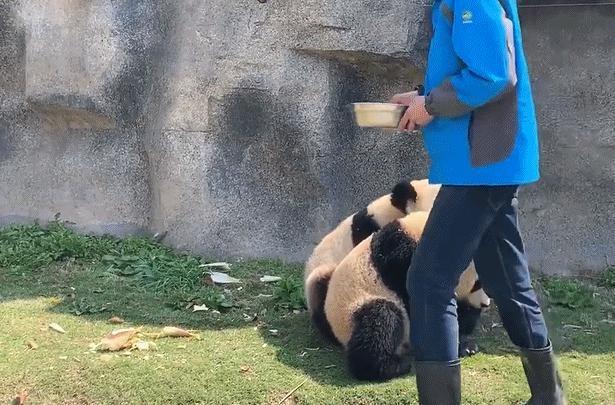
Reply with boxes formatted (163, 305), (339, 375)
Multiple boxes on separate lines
(398, 111), (410, 131)
(390, 91), (418, 105)
(405, 120), (417, 132)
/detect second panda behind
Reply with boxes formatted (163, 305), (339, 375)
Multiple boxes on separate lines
(324, 211), (490, 381)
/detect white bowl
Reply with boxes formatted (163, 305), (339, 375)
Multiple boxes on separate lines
(352, 102), (407, 129)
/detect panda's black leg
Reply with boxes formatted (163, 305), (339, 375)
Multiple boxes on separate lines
(347, 299), (412, 381)
(457, 300), (482, 357)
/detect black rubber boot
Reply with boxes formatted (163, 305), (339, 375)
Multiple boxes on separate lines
(521, 343), (567, 405)
(415, 360), (461, 405)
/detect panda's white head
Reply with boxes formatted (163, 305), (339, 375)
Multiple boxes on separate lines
(389, 181), (418, 214)
(365, 179), (441, 229)
(386, 179), (441, 215)
(366, 181), (417, 227)
(466, 280), (491, 309)
(407, 179), (441, 212)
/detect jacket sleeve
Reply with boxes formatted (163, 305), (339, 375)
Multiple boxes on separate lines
(425, 0), (517, 118)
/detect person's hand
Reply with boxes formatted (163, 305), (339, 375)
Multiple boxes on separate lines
(389, 90), (419, 106)
(397, 96), (434, 132)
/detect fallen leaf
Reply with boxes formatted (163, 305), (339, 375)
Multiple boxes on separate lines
(11, 390), (28, 405)
(97, 328), (139, 351)
(160, 326), (197, 338)
(108, 316), (125, 324)
(209, 271), (241, 284)
(25, 340), (38, 350)
(200, 262), (232, 271)
(260, 275), (282, 283)
(193, 304), (209, 312)
(58, 356), (68, 360)
(49, 323), (66, 334)
(240, 365), (252, 374)
(257, 294), (273, 298)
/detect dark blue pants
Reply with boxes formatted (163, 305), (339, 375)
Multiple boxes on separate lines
(406, 185), (550, 362)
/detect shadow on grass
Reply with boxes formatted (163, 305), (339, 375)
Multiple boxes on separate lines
(2, 263), (615, 387)
(257, 280), (615, 387)
(1, 223), (614, 387)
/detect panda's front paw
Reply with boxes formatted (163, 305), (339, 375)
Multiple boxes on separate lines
(459, 340), (479, 357)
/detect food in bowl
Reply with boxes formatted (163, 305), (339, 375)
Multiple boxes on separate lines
(351, 102), (407, 129)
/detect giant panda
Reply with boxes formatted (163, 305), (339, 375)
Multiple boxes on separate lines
(304, 179), (441, 343)
(324, 211), (490, 381)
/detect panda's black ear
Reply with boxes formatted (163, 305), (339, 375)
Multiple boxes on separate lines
(390, 181), (417, 213)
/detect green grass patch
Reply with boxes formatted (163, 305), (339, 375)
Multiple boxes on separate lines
(1, 223), (614, 404)
(541, 277), (595, 309)
(599, 266), (615, 288)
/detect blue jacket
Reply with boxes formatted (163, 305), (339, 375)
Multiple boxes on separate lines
(422, 0), (539, 185)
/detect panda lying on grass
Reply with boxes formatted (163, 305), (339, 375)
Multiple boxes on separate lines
(305, 179), (490, 381)
(304, 179), (440, 343)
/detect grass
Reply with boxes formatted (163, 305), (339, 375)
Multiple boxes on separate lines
(599, 267), (615, 288)
(1, 223), (614, 404)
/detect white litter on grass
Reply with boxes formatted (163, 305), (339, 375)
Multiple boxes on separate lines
(200, 262), (232, 271)
(193, 304), (209, 312)
(260, 275), (282, 283)
(209, 271), (241, 284)
(49, 323), (66, 334)
(134, 340), (157, 351)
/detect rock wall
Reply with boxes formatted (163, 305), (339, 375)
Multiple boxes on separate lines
(518, 4), (615, 273)
(1, 0), (613, 274)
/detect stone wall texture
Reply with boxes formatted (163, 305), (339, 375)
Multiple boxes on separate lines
(1, 0), (613, 274)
